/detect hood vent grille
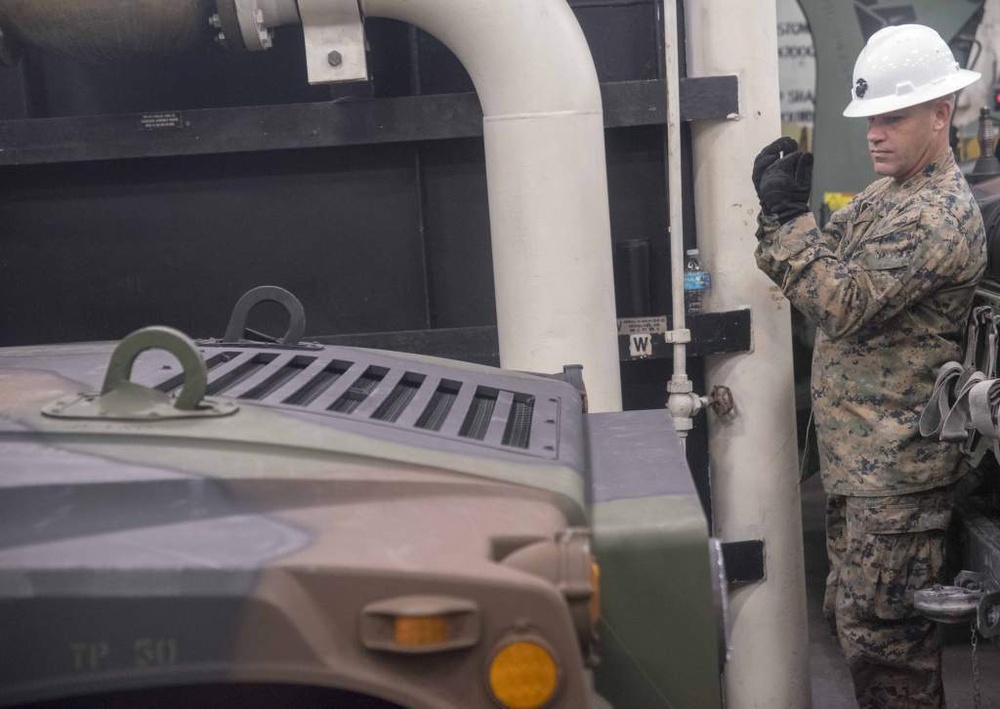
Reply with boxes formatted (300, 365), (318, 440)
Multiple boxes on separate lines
(283, 359), (352, 406)
(503, 395), (535, 449)
(372, 373), (424, 423)
(415, 380), (460, 432)
(459, 387), (498, 441)
(330, 366), (386, 414)
(147, 348), (562, 457)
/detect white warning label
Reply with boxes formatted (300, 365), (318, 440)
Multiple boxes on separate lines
(617, 316), (668, 336)
(139, 112), (185, 131)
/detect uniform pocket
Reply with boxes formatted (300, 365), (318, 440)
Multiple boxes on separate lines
(854, 252), (909, 271)
(857, 531), (945, 620)
(847, 494), (952, 621)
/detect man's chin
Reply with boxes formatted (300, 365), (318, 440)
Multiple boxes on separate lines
(872, 161), (895, 177)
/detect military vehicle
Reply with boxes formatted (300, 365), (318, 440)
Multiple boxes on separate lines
(0, 287), (726, 708)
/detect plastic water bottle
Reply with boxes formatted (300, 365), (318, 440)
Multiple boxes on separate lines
(683, 248), (711, 317)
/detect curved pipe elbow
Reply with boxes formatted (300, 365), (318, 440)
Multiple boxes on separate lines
(360, 0), (603, 117)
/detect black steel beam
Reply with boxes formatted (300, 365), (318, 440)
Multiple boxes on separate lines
(309, 309), (749, 370)
(0, 76), (737, 166)
(618, 308), (752, 361)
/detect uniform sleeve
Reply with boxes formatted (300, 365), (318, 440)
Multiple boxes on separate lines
(754, 207), (973, 340)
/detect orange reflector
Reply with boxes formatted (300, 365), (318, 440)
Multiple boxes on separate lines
(393, 615), (449, 647)
(488, 640), (559, 708)
(589, 559), (601, 626)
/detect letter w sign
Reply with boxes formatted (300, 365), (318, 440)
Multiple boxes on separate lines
(629, 334), (653, 358)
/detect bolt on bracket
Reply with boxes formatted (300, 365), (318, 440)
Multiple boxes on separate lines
(298, 0), (368, 84)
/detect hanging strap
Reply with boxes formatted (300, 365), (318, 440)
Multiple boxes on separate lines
(919, 306), (998, 451)
(967, 377), (1000, 462)
(919, 360), (965, 438)
(940, 369), (988, 444)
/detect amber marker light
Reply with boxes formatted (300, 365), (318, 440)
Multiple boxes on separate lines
(488, 638), (560, 709)
(393, 615), (450, 647)
(361, 596), (480, 654)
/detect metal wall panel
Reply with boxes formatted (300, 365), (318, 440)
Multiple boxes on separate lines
(0, 146), (427, 344)
(417, 138), (494, 330)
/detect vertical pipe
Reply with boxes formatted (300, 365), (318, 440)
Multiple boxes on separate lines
(663, 0), (687, 381)
(361, 0), (623, 413)
(685, 1), (812, 707)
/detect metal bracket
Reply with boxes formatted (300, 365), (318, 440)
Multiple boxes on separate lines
(298, 0), (368, 84)
(721, 540), (765, 585)
(664, 328), (691, 344)
(42, 326), (238, 421)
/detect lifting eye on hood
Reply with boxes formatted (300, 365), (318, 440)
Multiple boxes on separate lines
(41, 325), (239, 422)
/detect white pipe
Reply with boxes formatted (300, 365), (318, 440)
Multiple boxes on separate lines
(685, 1), (811, 707)
(361, 0), (623, 413)
(663, 0), (704, 442)
(663, 0), (687, 381)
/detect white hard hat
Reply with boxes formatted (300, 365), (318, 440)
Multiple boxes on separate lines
(843, 24), (980, 118)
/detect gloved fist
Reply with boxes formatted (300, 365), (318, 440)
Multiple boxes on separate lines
(752, 137), (798, 196)
(753, 137), (812, 225)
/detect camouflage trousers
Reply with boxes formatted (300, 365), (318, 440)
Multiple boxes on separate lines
(824, 486), (954, 709)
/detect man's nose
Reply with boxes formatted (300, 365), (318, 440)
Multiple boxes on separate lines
(867, 122), (884, 144)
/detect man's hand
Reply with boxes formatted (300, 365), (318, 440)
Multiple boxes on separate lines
(752, 137), (798, 195)
(752, 137), (813, 225)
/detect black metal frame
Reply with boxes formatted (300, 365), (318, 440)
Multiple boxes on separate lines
(618, 309), (753, 361)
(308, 309), (753, 368)
(0, 77), (736, 166)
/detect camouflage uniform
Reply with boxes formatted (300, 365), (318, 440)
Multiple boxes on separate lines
(756, 147), (986, 707)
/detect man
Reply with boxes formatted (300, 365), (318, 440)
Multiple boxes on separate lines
(752, 24), (986, 708)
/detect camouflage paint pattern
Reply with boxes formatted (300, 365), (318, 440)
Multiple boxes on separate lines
(756, 147), (987, 496)
(824, 488), (953, 708)
(0, 335), (721, 708)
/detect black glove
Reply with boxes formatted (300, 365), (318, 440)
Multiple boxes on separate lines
(757, 148), (813, 225)
(752, 137), (798, 196)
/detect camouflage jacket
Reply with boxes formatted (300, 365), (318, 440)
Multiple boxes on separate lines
(756, 148), (986, 496)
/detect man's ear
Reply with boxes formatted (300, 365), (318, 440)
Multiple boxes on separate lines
(932, 98), (953, 132)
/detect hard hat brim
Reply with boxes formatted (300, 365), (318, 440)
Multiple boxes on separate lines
(842, 68), (981, 118)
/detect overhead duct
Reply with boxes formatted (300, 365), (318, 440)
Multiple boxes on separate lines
(0, 0), (214, 59)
